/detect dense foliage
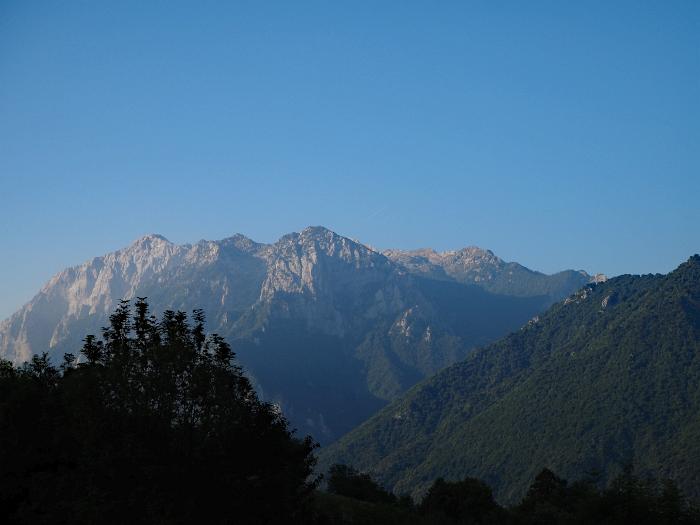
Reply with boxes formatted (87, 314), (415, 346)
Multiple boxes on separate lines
(320, 255), (700, 503)
(326, 464), (399, 505)
(314, 465), (700, 524)
(420, 476), (505, 523)
(0, 299), (317, 524)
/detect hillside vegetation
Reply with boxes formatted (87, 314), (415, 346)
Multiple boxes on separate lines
(320, 256), (700, 503)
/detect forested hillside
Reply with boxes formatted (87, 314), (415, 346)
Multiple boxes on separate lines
(320, 255), (700, 503)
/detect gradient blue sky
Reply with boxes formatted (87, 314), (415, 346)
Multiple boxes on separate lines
(1, 1), (698, 319)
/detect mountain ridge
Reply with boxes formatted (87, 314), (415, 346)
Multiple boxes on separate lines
(1, 227), (598, 337)
(382, 245), (603, 299)
(0, 226), (599, 441)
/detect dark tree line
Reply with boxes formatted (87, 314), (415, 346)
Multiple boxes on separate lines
(324, 464), (700, 524)
(0, 299), (318, 525)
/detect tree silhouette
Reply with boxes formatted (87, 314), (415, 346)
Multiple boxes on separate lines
(326, 464), (396, 504)
(420, 477), (505, 524)
(0, 299), (318, 524)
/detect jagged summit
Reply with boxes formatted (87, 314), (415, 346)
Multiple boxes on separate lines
(684, 253), (700, 267)
(385, 245), (532, 274)
(139, 233), (170, 242)
(115, 234), (178, 263)
(129, 233), (172, 247)
(224, 233), (256, 244)
(382, 245), (508, 274)
(300, 225), (336, 237)
(288, 225), (360, 248)
(215, 234), (264, 255)
(279, 226), (374, 253)
(383, 244), (594, 298)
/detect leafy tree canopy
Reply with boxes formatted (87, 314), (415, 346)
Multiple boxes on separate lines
(316, 465), (700, 524)
(0, 299), (318, 525)
(326, 464), (397, 505)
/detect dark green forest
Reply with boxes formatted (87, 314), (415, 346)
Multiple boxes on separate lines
(320, 255), (700, 503)
(316, 463), (700, 524)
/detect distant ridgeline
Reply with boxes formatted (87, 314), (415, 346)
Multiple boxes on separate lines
(319, 255), (700, 503)
(0, 227), (595, 443)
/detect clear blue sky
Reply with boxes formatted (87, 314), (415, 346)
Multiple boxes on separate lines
(1, 1), (698, 319)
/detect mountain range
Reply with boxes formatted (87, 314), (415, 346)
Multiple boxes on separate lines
(0, 226), (597, 441)
(318, 255), (700, 502)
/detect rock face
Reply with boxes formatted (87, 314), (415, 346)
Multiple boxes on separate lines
(0, 233), (270, 363)
(0, 227), (595, 442)
(253, 227), (407, 337)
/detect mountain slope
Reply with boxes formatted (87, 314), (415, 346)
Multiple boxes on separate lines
(319, 255), (700, 501)
(0, 227), (593, 442)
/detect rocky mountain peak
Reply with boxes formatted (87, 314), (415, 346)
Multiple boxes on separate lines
(129, 233), (172, 250)
(138, 233), (170, 242)
(383, 245), (501, 267)
(300, 225), (335, 238)
(260, 227), (393, 308)
(220, 233), (263, 254)
(452, 245), (500, 260)
(382, 245), (505, 282)
(114, 234), (182, 268)
(383, 244), (598, 298)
